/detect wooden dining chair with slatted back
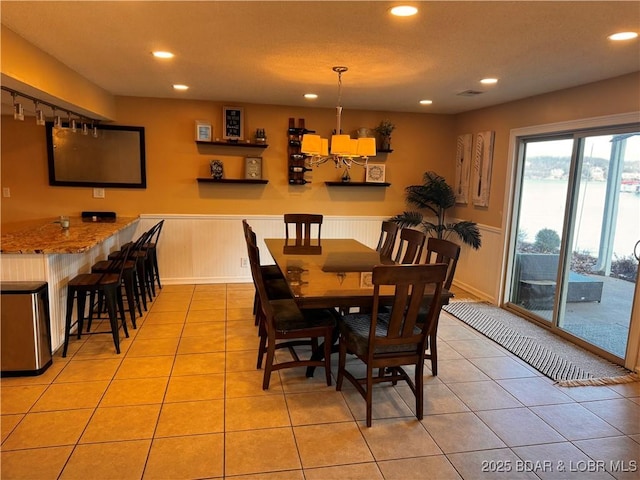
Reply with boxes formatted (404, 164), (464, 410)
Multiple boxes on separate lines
(420, 237), (461, 375)
(247, 240), (337, 389)
(376, 220), (399, 260)
(242, 220), (290, 326)
(284, 213), (323, 247)
(336, 263), (448, 426)
(393, 228), (426, 264)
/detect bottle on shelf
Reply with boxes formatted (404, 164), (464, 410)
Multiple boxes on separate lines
(288, 178), (310, 185)
(288, 127), (316, 135)
(290, 153), (306, 161)
(289, 165), (312, 173)
(289, 139), (301, 147)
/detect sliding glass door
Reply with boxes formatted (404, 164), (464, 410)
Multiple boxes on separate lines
(508, 126), (639, 363)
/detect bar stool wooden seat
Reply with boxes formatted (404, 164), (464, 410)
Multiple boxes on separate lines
(63, 244), (132, 357)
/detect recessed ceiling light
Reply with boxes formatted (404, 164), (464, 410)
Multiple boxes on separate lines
(304, 93), (318, 100)
(480, 78), (498, 84)
(152, 51), (174, 59)
(608, 31), (638, 41)
(419, 99), (433, 105)
(172, 84), (189, 90)
(390, 5), (418, 17)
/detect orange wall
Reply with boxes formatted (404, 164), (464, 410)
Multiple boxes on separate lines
(452, 72), (640, 229)
(1, 25), (115, 120)
(1, 98), (455, 223)
(2, 73), (637, 226)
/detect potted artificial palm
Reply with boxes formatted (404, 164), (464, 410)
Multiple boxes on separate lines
(391, 171), (482, 249)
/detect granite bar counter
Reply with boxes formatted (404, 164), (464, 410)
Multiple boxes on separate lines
(1, 216), (140, 352)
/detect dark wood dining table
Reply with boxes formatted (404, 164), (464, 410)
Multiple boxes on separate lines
(264, 238), (453, 310)
(265, 238), (453, 377)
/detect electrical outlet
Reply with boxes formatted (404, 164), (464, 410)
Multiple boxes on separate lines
(240, 258), (249, 268)
(2, 187), (10, 198)
(93, 188), (105, 198)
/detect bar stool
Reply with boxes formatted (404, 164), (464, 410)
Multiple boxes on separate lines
(91, 233), (150, 328)
(141, 220), (164, 297)
(108, 230), (153, 310)
(63, 244), (132, 357)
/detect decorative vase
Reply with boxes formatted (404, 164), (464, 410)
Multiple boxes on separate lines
(380, 135), (391, 151)
(210, 160), (223, 179)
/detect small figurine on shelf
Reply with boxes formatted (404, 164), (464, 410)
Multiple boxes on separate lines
(341, 168), (351, 183)
(255, 128), (267, 144)
(210, 160), (224, 179)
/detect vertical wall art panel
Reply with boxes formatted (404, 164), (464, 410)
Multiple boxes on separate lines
(455, 133), (473, 205)
(472, 131), (495, 207)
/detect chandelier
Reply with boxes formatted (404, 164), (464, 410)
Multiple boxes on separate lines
(301, 66), (376, 169)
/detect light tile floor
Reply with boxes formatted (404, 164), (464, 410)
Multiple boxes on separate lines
(1, 283), (639, 479)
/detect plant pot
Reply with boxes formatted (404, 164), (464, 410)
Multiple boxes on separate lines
(379, 136), (391, 151)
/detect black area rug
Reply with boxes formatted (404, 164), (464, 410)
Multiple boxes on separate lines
(443, 301), (637, 386)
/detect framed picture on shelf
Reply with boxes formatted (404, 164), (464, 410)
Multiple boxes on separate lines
(195, 121), (212, 142)
(223, 106), (244, 140)
(244, 156), (262, 179)
(365, 164), (386, 183)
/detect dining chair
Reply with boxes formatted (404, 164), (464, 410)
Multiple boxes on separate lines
(247, 240), (337, 389)
(336, 263), (448, 427)
(242, 220), (291, 324)
(284, 213), (323, 247)
(375, 220), (399, 259)
(420, 237), (461, 375)
(393, 228), (426, 264)
(424, 237), (460, 290)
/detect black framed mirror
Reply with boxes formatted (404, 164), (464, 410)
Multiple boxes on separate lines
(46, 122), (147, 188)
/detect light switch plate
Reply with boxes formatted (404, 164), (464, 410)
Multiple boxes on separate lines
(93, 188), (105, 198)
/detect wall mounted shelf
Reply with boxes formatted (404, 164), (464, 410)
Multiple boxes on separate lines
(325, 182), (391, 187)
(377, 149), (393, 153)
(197, 178), (268, 184)
(196, 141), (268, 149)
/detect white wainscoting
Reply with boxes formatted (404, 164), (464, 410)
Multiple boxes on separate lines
(137, 214), (504, 304)
(452, 223), (504, 304)
(1, 225), (137, 352)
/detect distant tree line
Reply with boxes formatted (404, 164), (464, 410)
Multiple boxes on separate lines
(525, 156), (640, 180)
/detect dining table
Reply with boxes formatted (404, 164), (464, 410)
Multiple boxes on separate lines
(265, 238), (453, 377)
(264, 238), (453, 310)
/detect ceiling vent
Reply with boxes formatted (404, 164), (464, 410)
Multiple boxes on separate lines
(457, 89), (484, 97)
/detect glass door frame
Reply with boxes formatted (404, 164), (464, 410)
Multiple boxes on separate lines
(501, 113), (640, 370)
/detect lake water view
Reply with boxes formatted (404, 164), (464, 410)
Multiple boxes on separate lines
(519, 179), (640, 258)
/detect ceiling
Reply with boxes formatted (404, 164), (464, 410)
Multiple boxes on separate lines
(1, 1), (639, 116)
